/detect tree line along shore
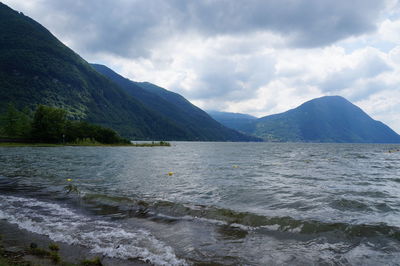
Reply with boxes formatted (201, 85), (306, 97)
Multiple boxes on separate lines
(0, 103), (170, 147)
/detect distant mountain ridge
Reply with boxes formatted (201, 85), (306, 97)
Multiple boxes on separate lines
(207, 111), (257, 132)
(237, 96), (400, 143)
(91, 64), (260, 141)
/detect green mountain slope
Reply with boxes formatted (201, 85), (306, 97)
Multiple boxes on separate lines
(240, 96), (400, 143)
(91, 64), (259, 141)
(0, 3), (194, 140)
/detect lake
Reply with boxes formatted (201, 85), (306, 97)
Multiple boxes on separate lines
(0, 142), (400, 265)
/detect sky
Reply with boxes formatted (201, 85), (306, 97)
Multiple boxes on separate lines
(4, 0), (400, 132)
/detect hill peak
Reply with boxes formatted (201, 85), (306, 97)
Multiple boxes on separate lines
(298, 95), (350, 107)
(239, 96), (400, 143)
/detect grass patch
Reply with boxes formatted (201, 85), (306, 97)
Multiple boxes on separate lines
(0, 142), (61, 147)
(0, 237), (107, 266)
(0, 256), (31, 266)
(49, 243), (60, 251)
(50, 251), (61, 264)
(131, 141), (171, 147)
(80, 257), (102, 266)
(0, 238), (30, 266)
(29, 246), (51, 257)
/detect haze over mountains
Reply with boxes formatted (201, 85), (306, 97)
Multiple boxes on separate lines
(207, 111), (257, 132)
(0, 3), (256, 141)
(209, 96), (400, 143)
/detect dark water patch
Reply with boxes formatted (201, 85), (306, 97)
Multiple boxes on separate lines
(344, 153), (370, 159)
(330, 198), (372, 212)
(350, 190), (393, 199)
(373, 202), (395, 212)
(215, 225), (248, 240)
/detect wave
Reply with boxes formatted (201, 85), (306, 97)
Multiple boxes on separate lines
(0, 195), (187, 266)
(80, 193), (400, 241)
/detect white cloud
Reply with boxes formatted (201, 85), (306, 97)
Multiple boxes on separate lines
(379, 19), (400, 43)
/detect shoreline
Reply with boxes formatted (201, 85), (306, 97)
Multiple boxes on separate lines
(0, 220), (148, 266)
(0, 141), (171, 147)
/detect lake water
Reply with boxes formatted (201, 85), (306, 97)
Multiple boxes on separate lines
(0, 142), (400, 265)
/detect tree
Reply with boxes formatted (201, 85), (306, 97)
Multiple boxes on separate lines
(64, 120), (128, 144)
(3, 103), (19, 137)
(31, 105), (67, 143)
(2, 103), (32, 138)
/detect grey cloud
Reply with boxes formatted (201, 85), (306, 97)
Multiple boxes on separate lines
(185, 55), (276, 101)
(11, 0), (389, 58)
(177, 0), (386, 47)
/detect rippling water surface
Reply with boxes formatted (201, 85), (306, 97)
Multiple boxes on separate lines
(0, 142), (400, 265)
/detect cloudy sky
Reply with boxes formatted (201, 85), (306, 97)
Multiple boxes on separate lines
(4, 0), (400, 132)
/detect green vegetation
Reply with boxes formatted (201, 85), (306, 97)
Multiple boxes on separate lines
(0, 105), (173, 146)
(28, 242), (101, 265)
(0, 104), (130, 145)
(0, 103), (31, 138)
(80, 257), (102, 266)
(0, 256), (31, 266)
(50, 251), (61, 264)
(49, 243), (60, 252)
(131, 141), (171, 147)
(29, 245), (51, 257)
(0, 237), (30, 266)
(0, 143), (65, 147)
(31, 105), (68, 143)
(64, 120), (130, 144)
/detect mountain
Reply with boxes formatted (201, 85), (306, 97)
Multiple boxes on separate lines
(0, 3), (195, 140)
(239, 96), (400, 143)
(0, 3), (257, 141)
(91, 64), (260, 141)
(207, 111), (257, 131)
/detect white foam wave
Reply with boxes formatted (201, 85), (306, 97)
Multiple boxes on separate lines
(0, 195), (187, 265)
(156, 212), (257, 231)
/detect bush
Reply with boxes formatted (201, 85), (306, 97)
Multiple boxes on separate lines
(31, 105), (67, 143)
